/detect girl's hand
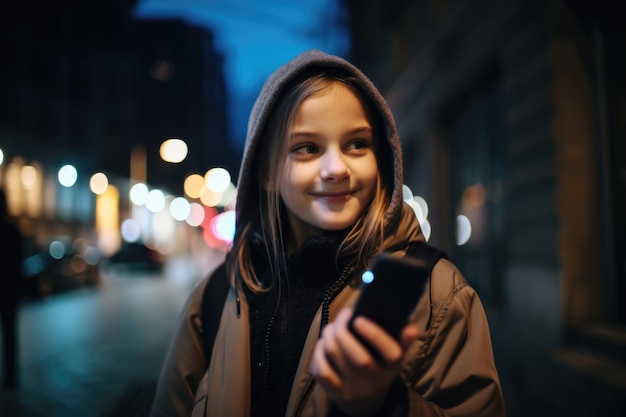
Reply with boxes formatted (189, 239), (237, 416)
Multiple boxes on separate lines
(310, 308), (419, 416)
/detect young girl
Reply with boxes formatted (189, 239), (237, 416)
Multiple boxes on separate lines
(151, 49), (506, 417)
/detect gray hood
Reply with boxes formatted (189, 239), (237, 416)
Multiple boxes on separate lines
(235, 49), (405, 233)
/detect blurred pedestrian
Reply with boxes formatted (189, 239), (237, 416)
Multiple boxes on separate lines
(151, 50), (506, 416)
(0, 188), (23, 389)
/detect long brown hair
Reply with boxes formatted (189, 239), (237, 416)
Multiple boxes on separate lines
(227, 70), (391, 293)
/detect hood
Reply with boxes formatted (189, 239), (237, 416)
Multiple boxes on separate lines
(235, 49), (405, 232)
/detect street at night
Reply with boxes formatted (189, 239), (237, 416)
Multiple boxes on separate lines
(0, 250), (224, 417)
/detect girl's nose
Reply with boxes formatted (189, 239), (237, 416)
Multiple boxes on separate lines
(320, 149), (349, 181)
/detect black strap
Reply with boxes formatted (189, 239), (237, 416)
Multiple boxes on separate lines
(405, 241), (448, 330)
(200, 263), (230, 367)
(406, 240), (448, 266)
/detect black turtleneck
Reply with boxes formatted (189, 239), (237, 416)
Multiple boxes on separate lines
(245, 231), (351, 417)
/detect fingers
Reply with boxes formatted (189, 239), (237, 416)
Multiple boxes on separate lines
(310, 309), (368, 376)
(311, 307), (421, 379)
(350, 316), (405, 366)
(400, 323), (420, 349)
(311, 329), (343, 390)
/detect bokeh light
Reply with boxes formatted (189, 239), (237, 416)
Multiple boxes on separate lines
(58, 164), (78, 187)
(421, 219), (432, 242)
(205, 167), (231, 193)
(185, 202), (205, 226)
(0, 148), (4, 165)
(402, 184), (432, 241)
(84, 246), (102, 266)
(130, 183), (149, 205)
(211, 210), (236, 242)
(70, 255), (88, 273)
(89, 172), (109, 195)
(121, 218), (141, 242)
(402, 184), (413, 200)
(413, 195), (429, 219)
(200, 206), (218, 230)
(184, 173), (205, 199)
(146, 189), (166, 213)
(159, 138), (188, 163)
(49, 240), (66, 259)
(200, 187), (222, 207)
(217, 183), (236, 207)
(455, 215), (472, 245)
(21, 165), (37, 188)
(170, 197), (191, 221)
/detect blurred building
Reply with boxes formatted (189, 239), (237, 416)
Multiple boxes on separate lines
(0, 0), (235, 258)
(344, 0), (625, 415)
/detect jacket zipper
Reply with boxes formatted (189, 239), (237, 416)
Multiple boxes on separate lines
(293, 262), (352, 416)
(261, 299), (281, 417)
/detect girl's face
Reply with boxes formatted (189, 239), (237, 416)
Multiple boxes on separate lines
(279, 82), (379, 246)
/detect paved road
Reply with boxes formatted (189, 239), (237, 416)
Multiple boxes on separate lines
(0, 251), (224, 417)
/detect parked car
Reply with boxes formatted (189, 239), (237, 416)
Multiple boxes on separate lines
(104, 241), (164, 273)
(21, 236), (101, 299)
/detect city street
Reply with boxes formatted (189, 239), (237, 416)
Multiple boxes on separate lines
(0, 250), (224, 417)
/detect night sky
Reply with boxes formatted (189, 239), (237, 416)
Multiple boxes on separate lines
(133, 0), (350, 146)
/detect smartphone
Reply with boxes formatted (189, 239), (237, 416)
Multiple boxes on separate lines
(348, 252), (430, 360)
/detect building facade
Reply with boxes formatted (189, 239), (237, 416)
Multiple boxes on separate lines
(344, 0), (625, 415)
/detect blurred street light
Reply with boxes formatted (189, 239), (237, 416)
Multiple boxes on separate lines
(159, 138), (188, 163)
(205, 167), (231, 192)
(58, 164), (78, 187)
(89, 172), (109, 195)
(184, 173), (205, 199)
(130, 183), (149, 205)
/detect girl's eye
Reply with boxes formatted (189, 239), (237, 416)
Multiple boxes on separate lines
(347, 140), (369, 151)
(292, 144), (318, 154)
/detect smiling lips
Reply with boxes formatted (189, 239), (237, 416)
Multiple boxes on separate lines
(311, 191), (354, 203)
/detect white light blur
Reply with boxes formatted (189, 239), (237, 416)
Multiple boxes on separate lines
(413, 195), (429, 219)
(130, 183), (149, 205)
(49, 241), (66, 259)
(406, 198), (425, 224)
(212, 210), (236, 242)
(121, 218), (141, 242)
(131, 204), (153, 242)
(421, 219), (432, 242)
(402, 184), (413, 200)
(58, 164), (78, 187)
(186, 202), (205, 227)
(170, 197), (191, 221)
(21, 165), (37, 188)
(403, 186), (431, 242)
(160, 138), (188, 163)
(205, 167), (231, 193)
(89, 172), (109, 195)
(455, 215), (472, 245)
(146, 189), (166, 213)
(152, 207), (175, 254)
(0, 148), (3, 165)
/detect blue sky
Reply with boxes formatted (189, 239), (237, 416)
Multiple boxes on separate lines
(133, 0), (350, 146)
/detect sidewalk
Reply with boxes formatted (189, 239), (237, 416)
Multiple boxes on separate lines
(0, 251), (223, 417)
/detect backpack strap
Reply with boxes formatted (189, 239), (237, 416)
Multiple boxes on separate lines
(405, 241), (448, 330)
(200, 263), (230, 368)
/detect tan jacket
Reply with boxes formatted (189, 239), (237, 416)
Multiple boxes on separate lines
(151, 207), (506, 417)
